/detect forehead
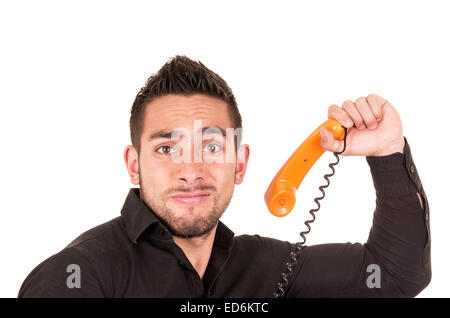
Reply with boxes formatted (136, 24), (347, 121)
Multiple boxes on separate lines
(142, 94), (233, 133)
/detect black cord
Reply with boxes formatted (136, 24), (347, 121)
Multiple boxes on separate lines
(273, 127), (348, 298)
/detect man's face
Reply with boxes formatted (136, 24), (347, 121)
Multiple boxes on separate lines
(125, 94), (249, 239)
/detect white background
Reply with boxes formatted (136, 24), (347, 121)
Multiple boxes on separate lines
(1, 0), (448, 297)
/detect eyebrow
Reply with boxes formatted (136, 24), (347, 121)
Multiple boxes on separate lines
(149, 126), (228, 141)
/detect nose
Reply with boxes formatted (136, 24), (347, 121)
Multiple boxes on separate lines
(177, 163), (205, 184)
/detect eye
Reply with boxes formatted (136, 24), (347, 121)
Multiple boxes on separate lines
(203, 143), (223, 153)
(156, 145), (176, 154)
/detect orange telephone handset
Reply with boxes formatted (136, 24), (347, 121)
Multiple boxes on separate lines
(264, 119), (346, 217)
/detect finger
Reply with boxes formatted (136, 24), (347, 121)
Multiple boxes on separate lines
(354, 97), (378, 130)
(320, 127), (346, 153)
(342, 100), (365, 129)
(366, 94), (386, 122)
(327, 104), (354, 128)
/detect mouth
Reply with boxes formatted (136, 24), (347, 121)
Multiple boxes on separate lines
(170, 191), (211, 205)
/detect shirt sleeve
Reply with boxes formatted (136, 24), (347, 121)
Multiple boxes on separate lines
(17, 246), (105, 298)
(286, 136), (431, 297)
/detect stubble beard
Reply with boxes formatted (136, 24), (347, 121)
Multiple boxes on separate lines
(139, 175), (234, 239)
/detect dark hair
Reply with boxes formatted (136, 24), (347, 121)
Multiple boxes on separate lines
(130, 55), (242, 154)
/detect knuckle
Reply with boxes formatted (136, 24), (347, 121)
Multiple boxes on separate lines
(367, 93), (386, 107)
(328, 104), (340, 117)
(328, 104), (339, 111)
(367, 93), (379, 101)
(355, 97), (367, 104)
(342, 100), (354, 109)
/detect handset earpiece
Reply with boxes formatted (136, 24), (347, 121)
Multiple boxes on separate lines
(264, 119), (346, 217)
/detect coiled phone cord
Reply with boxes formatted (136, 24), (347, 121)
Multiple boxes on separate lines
(273, 127), (348, 298)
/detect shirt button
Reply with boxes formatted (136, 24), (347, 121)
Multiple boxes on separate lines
(159, 229), (166, 236)
(410, 165), (415, 173)
(179, 260), (185, 267)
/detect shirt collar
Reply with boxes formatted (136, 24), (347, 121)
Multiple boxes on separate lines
(120, 188), (235, 246)
(121, 188), (159, 244)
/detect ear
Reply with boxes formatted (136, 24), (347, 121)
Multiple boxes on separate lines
(234, 144), (250, 185)
(123, 145), (140, 185)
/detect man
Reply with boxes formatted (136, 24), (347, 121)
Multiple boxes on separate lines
(18, 55), (431, 297)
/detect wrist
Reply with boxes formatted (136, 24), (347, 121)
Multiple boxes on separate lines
(372, 137), (405, 156)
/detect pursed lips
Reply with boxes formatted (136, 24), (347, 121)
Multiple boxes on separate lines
(170, 191), (211, 204)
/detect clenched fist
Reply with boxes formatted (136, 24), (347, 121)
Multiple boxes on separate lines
(320, 94), (405, 157)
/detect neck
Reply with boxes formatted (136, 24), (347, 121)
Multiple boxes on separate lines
(173, 226), (217, 280)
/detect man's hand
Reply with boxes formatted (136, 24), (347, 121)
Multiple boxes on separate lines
(320, 94), (405, 156)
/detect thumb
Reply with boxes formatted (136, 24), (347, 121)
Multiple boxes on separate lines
(320, 127), (345, 153)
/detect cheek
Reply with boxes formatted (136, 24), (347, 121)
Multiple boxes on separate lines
(214, 164), (236, 191)
(139, 158), (169, 191)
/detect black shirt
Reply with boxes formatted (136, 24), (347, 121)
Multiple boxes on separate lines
(18, 137), (431, 298)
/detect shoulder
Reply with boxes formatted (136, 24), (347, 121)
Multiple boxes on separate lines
(18, 244), (105, 297)
(235, 233), (294, 247)
(66, 216), (125, 249)
(233, 234), (296, 258)
(18, 216), (131, 297)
